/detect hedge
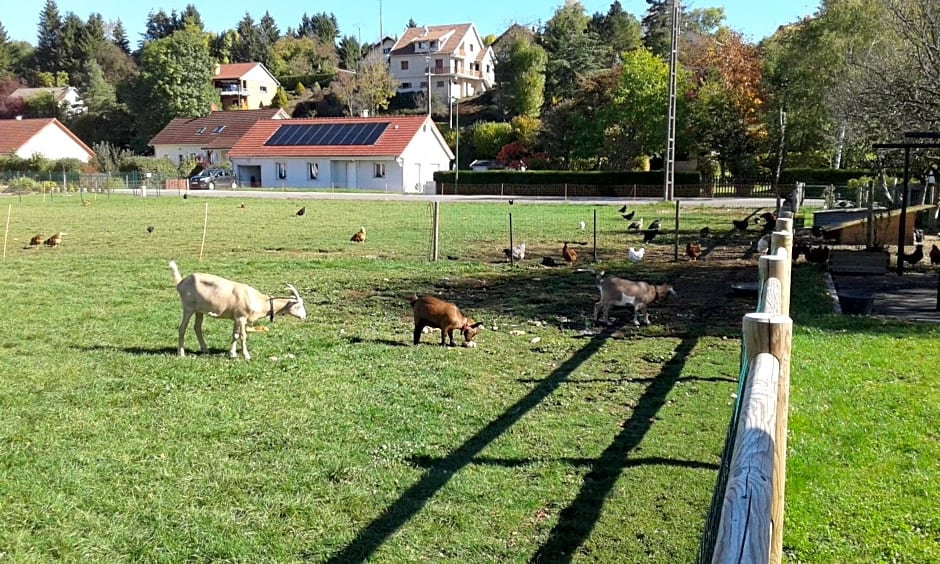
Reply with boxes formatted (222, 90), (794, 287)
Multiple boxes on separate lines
(433, 170), (702, 186)
(778, 168), (871, 184)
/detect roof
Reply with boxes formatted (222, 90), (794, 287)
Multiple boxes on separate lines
(390, 23), (474, 56)
(228, 115), (451, 159)
(213, 62), (278, 83)
(0, 117), (94, 158)
(148, 108), (289, 149)
(10, 87), (78, 103)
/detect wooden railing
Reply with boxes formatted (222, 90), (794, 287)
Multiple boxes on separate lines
(709, 216), (794, 563)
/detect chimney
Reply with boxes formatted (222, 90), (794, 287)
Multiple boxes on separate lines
(360, 109), (370, 118)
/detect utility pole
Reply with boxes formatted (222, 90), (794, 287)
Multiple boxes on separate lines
(664, 0), (680, 201)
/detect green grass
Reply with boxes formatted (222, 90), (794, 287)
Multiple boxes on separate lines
(0, 193), (936, 562)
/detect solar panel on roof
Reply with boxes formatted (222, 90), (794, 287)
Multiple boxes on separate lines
(265, 123), (390, 146)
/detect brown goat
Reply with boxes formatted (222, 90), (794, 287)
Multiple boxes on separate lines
(593, 271), (676, 326)
(411, 295), (483, 347)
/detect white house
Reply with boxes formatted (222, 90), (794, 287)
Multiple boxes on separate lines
(367, 35), (398, 62)
(388, 23), (496, 101)
(148, 108), (289, 169)
(0, 117), (95, 162)
(10, 86), (85, 115)
(227, 115), (454, 192)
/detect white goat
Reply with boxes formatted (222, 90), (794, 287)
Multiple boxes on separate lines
(593, 271), (676, 326)
(169, 261), (306, 359)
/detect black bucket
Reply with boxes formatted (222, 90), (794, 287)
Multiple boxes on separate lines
(838, 292), (875, 315)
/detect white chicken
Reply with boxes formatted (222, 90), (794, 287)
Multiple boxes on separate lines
(628, 247), (645, 263)
(756, 234), (771, 254)
(579, 220), (586, 230)
(503, 241), (526, 261)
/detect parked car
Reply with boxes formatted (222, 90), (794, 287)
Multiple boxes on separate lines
(189, 168), (238, 190)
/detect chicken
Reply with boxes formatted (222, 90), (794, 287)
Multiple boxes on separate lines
(686, 241), (702, 261)
(579, 220), (586, 230)
(146, 225), (154, 234)
(699, 226), (710, 240)
(642, 228), (659, 243)
(81, 200), (91, 207)
(29, 233), (44, 247)
(755, 234), (771, 254)
(732, 218), (750, 232)
(648, 218), (663, 231)
(541, 256), (559, 267)
(44, 232), (64, 248)
(296, 206), (306, 216)
(621, 210), (635, 220)
(618, 205), (628, 213)
(930, 243), (940, 265)
(351, 226), (366, 243)
(758, 211), (777, 232)
(901, 244), (924, 266)
(810, 225), (825, 238)
(239, 202), (247, 209)
(627, 218), (643, 231)
(913, 229), (924, 244)
(562, 242), (577, 264)
(806, 245), (831, 264)
(503, 241), (526, 261)
(793, 241), (812, 261)
(628, 247), (645, 263)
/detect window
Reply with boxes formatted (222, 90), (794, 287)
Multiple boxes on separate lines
(382, 47), (391, 55)
(420, 81), (428, 88)
(401, 82), (412, 89)
(374, 163), (386, 178)
(435, 58), (443, 68)
(436, 81), (444, 88)
(470, 43), (474, 52)
(212, 125), (225, 133)
(260, 85), (268, 93)
(307, 162), (319, 179)
(400, 60), (409, 70)
(276, 162), (287, 179)
(195, 127), (206, 134)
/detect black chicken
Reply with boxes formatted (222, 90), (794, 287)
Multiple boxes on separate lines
(541, 256), (559, 267)
(642, 228), (660, 243)
(621, 210), (636, 220)
(901, 244), (924, 266)
(618, 205), (628, 213)
(806, 245), (831, 264)
(296, 206), (306, 216)
(931, 243), (940, 265)
(811, 225), (825, 239)
(732, 218), (750, 232)
(699, 226), (711, 239)
(648, 218), (663, 231)
(792, 241), (812, 261)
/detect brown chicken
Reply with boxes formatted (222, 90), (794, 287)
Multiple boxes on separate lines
(930, 243), (940, 265)
(350, 226), (366, 243)
(562, 242), (577, 263)
(686, 241), (702, 261)
(44, 232), (63, 248)
(29, 233), (44, 247)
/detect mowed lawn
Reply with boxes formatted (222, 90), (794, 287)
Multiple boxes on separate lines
(0, 193), (936, 562)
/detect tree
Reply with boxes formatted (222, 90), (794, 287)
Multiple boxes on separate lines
(0, 20), (11, 75)
(641, 0), (670, 58)
(540, 1), (603, 108)
(589, 1), (642, 64)
(355, 53), (397, 113)
(79, 59), (115, 113)
(131, 25), (218, 147)
(111, 19), (130, 54)
(35, 0), (63, 74)
(503, 36), (546, 118)
(271, 86), (289, 108)
(338, 35), (361, 71)
(407, 18), (418, 28)
(231, 13), (264, 63)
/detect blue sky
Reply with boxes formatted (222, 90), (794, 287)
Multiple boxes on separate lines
(4, 0), (819, 47)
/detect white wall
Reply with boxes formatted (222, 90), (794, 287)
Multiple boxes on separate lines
(18, 123), (91, 162)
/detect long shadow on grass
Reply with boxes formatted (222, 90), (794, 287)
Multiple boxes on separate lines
(79, 344), (183, 356)
(323, 327), (700, 563)
(409, 454), (718, 472)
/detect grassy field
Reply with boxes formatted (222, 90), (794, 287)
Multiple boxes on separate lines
(0, 193), (936, 562)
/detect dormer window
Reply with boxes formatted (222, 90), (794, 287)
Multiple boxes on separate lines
(212, 126), (225, 133)
(429, 40), (439, 51)
(195, 127), (206, 134)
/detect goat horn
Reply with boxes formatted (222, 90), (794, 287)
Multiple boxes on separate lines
(285, 284), (300, 299)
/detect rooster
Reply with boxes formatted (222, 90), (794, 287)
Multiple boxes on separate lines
(628, 247), (645, 263)
(503, 241), (526, 261)
(930, 243), (940, 265)
(732, 218), (750, 232)
(901, 244), (924, 266)
(29, 233), (44, 247)
(627, 218), (643, 231)
(686, 241), (702, 261)
(562, 242), (577, 264)
(350, 226), (366, 243)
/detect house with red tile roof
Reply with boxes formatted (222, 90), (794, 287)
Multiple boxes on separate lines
(388, 23), (496, 103)
(0, 117), (94, 162)
(148, 108), (289, 167)
(212, 62), (281, 110)
(227, 115), (453, 192)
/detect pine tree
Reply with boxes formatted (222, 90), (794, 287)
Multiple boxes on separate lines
(35, 0), (63, 74)
(641, 0), (671, 58)
(0, 20), (11, 74)
(111, 19), (130, 54)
